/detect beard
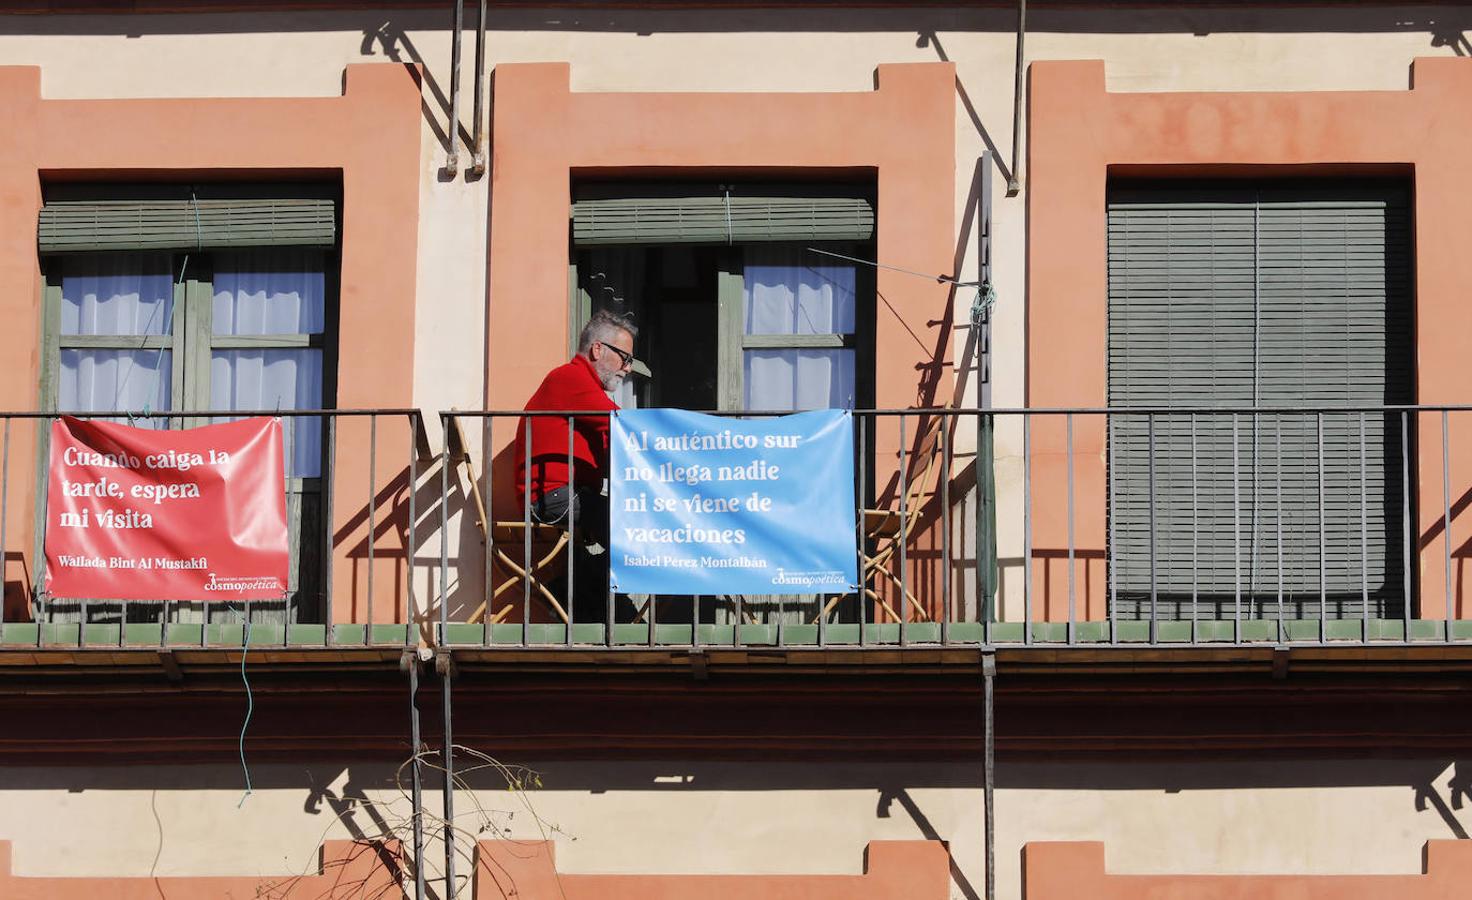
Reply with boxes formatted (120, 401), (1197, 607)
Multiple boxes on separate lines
(597, 367), (625, 392)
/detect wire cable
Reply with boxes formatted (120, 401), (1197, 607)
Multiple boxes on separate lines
(236, 611), (254, 807)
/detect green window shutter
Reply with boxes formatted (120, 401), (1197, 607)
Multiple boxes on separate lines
(1106, 182), (1411, 622)
(572, 185), (874, 246)
(39, 186), (337, 253)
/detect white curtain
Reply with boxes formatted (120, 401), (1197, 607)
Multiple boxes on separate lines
(211, 250), (326, 477)
(58, 254), (174, 425)
(742, 247), (857, 410)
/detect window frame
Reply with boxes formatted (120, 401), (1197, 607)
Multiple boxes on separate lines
(33, 183), (342, 618)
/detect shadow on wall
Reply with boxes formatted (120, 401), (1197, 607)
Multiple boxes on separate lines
(4, 758), (1472, 898)
(3, 6), (1471, 37)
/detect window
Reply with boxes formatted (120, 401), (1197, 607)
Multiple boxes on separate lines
(38, 184), (339, 621)
(1106, 180), (1412, 621)
(569, 182), (875, 412)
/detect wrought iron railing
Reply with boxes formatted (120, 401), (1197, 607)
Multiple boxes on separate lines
(5, 405), (1472, 652)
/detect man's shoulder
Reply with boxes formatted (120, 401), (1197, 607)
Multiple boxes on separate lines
(525, 358), (596, 409)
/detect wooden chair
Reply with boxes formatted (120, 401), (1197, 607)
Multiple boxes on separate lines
(446, 415), (572, 626)
(816, 412), (946, 625)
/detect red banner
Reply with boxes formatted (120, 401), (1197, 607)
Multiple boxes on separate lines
(44, 416), (290, 601)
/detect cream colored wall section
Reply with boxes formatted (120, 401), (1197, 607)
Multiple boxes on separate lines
(0, 759), (1467, 897)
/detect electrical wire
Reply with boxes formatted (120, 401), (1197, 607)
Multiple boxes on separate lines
(236, 612), (254, 807)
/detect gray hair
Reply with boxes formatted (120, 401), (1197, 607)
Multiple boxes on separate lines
(577, 308), (639, 354)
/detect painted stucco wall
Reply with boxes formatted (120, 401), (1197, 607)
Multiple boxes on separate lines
(0, 758), (1469, 898)
(3, 5), (1461, 622)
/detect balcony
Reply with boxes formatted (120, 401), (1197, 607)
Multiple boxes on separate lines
(4, 407), (1472, 674)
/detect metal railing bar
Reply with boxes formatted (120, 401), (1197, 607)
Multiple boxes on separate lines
(1107, 414), (1116, 645)
(898, 413), (908, 646)
(407, 416), (419, 651)
(1445, 409), (1454, 641)
(940, 412), (952, 645)
(0, 419), (7, 634)
(1276, 415), (1284, 644)
(858, 413), (868, 649)
(440, 414), (452, 650)
(1402, 410), (1413, 642)
(1189, 413), (1198, 644)
(522, 423), (531, 641)
(566, 415), (574, 648)
(367, 414), (376, 644)
(1066, 412), (1075, 645)
(484, 415), (495, 649)
(1324, 412), (1336, 645)
(1232, 414), (1241, 645)
(983, 412), (994, 648)
(322, 415), (337, 646)
(1360, 412), (1369, 641)
(1148, 414), (1158, 645)
(1022, 414), (1032, 646)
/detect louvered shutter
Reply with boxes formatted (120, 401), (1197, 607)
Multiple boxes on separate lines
(1106, 182), (1411, 621)
(39, 186), (337, 253)
(572, 187), (873, 246)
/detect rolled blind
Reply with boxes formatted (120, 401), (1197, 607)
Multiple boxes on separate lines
(1107, 182), (1412, 622)
(39, 187), (337, 253)
(572, 186), (874, 246)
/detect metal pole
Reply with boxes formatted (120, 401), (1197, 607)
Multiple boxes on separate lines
(1006, 0), (1026, 196)
(407, 655), (426, 900)
(469, 0), (488, 176)
(440, 414), (452, 649)
(982, 652), (996, 900)
(440, 653), (456, 898)
(445, 0), (465, 177)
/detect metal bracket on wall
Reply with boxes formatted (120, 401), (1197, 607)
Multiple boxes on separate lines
(1272, 645), (1291, 680)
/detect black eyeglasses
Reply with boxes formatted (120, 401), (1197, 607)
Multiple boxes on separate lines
(598, 341), (634, 368)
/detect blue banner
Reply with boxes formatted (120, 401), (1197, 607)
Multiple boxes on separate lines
(610, 408), (858, 595)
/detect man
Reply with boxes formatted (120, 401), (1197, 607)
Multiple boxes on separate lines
(514, 309), (637, 623)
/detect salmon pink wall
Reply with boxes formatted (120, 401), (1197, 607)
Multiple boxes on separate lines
(485, 63), (955, 621)
(0, 64), (421, 625)
(476, 839), (949, 899)
(1027, 58), (1472, 622)
(1024, 841), (1472, 899)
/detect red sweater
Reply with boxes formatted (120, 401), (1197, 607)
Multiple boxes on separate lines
(513, 355), (619, 504)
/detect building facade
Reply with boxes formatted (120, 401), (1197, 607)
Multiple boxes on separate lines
(3, 2), (1472, 898)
